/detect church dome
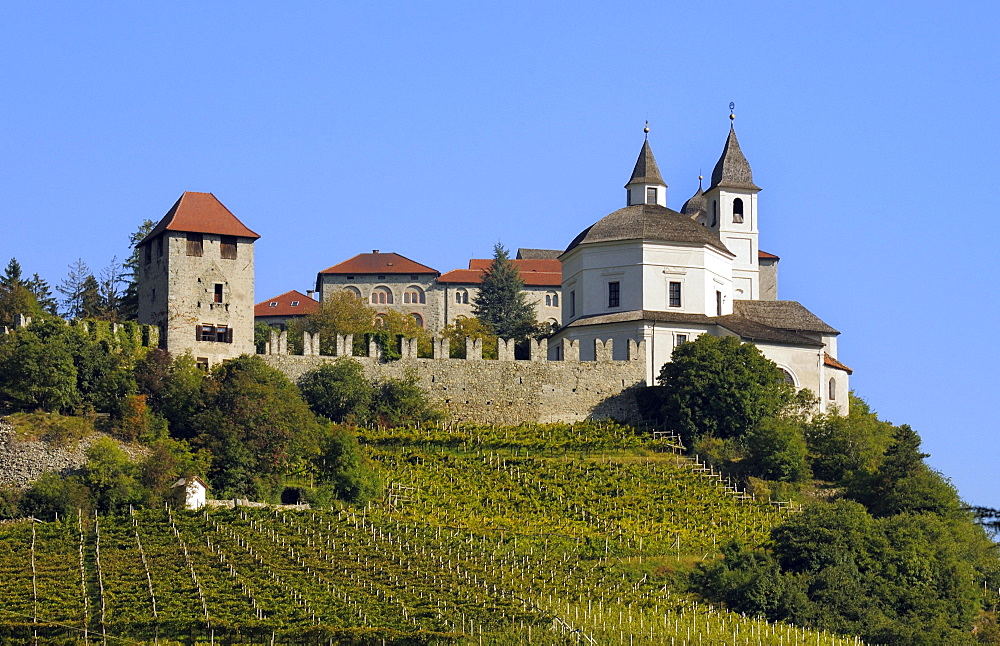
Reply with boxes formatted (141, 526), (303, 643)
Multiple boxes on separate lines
(565, 203), (731, 254)
(681, 186), (706, 217)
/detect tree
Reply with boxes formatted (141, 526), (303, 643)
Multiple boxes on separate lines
(655, 334), (794, 446)
(472, 243), (536, 341)
(25, 273), (58, 315)
(315, 425), (381, 504)
(846, 424), (962, 518)
(298, 358), (373, 424)
(1, 258), (24, 290)
(0, 258), (43, 327)
(371, 372), (443, 427)
(304, 291), (377, 355)
(81, 437), (144, 514)
(0, 321), (79, 412)
(57, 259), (95, 319)
(743, 416), (811, 483)
(120, 220), (156, 320)
(804, 394), (895, 482)
(439, 316), (498, 359)
(191, 355), (323, 498)
(96, 256), (125, 321)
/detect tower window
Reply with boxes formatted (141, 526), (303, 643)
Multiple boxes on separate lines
(220, 236), (237, 259)
(733, 198), (744, 224)
(186, 233), (203, 257)
(552, 293), (558, 307)
(156, 236), (163, 258)
(829, 377), (837, 401)
(570, 290), (576, 317)
(627, 189), (633, 206)
(716, 290), (722, 316)
(144, 245), (151, 265)
(608, 281), (620, 308)
(214, 284), (223, 303)
(711, 201), (718, 227)
(669, 281), (682, 308)
(197, 324), (232, 343)
(646, 187), (657, 204)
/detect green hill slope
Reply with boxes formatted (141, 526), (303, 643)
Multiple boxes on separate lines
(0, 422), (863, 644)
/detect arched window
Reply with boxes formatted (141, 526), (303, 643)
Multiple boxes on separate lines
(828, 377), (837, 400)
(409, 313), (423, 328)
(733, 198), (744, 223)
(455, 289), (469, 304)
(552, 293), (559, 307)
(711, 201), (718, 227)
(343, 286), (362, 298)
(780, 369), (795, 386)
(545, 294), (551, 306)
(371, 286), (393, 305)
(545, 292), (558, 307)
(403, 286), (425, 305)
(462, 290), (469, 304)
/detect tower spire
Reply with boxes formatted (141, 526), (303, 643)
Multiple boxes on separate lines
(624, 129), (667, 207)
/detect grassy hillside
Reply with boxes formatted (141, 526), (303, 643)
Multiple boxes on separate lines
(0, 422), (864, 644)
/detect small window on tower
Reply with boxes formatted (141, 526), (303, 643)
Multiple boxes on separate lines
(646, 187), (657, 204)
(733, 198), (744, 224)
(156, 236), (163, 258)
(144, 245), (151, 265)
(186, 233), (203, 257)
(570, 291), (576, 317)
(716, 290), (722, 316)
(608, 281), (620, 308)
(220, 236), (237, 259)
(214, 284), (223, 303)
(669, 281), (682, 308)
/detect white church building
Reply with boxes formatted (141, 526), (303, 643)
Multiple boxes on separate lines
(551, 118), (851, 412)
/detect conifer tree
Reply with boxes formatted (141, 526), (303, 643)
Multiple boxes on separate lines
(25, 273), (58, 315)
(57, 258), (95, 319)
(472, 243), (536, 341)
(119, 219), (156, 320)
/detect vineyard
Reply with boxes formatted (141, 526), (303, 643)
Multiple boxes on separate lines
(0, 422), (865, 644)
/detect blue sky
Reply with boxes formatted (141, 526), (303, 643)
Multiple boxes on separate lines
(1, 3), (997, 507)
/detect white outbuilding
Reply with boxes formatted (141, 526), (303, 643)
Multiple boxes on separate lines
(171, 476), (208, 510)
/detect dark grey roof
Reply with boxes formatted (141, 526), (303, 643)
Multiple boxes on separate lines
(709, 126), (760, 192)
(562, 308), (823, 347)
(516, 248), (562, 260)
(713, 316), (824, 347)
(563, 310), (716, 328)
(681, 185), (706, 217)
(625, 140), (666, 188)
(733, 300), (839, 334)
(565, 204), (732, 254)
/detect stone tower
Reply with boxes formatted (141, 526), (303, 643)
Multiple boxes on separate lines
(703, 118), (761, 300)
(137, 192), (260, 367)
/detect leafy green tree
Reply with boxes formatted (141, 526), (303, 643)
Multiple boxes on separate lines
(298, 359), (373, 424)
(81, 437), (144, 514)
(804, 393), (895, 482)
(0, 321), (79, 412)
(656, 335), (794, 447)
(120, 219), (156, 320)
(192, 355), (323, 498)
(440, 316), (498, 359)
(472, 243), (536, 342)
(304, 291), (377, 355)
(315, 425), (381, 504)
(20, 472), (92, 519)
(847, 424), (962, 518)
(742, 416), (811, 483)
(0, 283), (43, 328)
(138, 438), (211, 508)
(372, 372), (443, 427)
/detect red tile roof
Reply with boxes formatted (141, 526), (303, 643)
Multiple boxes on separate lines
(254, 290), (319, 317)
(319, 252), (438, 275)
(824, 353), (853, 375)
(140, 192), (259, 246)
(758, 250), (780, 260)
(439, 258), (562, 287)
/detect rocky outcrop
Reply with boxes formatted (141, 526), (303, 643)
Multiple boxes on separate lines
(0, 420), (148, 488)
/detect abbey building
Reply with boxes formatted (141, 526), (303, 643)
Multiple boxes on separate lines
(137, 117), (850, 414)
(551, 120), (850, 412)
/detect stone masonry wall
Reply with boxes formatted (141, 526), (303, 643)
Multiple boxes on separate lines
(261, 334), (647, 425)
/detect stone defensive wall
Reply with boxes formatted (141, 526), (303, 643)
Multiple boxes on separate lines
(2, 314), (160, 349)
(260, 331), (648, 425)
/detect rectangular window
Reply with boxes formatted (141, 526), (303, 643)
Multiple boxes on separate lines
(646, 187), (657, 204)
(143, 244), (151, 265)
(186, 233), (203, 257)
(156, 236), (163, 258)
(197, 324), (233, 343)
(608, 281), (620, 308)
(716, 290), (723, 316)
(220, 235), (237, 260)
(675, 334), (688, 346)
(214, 284), (223, 303)
(196, 357), (209, 371)
(668, 281), (682, 308)
(570, 290), (576, 317)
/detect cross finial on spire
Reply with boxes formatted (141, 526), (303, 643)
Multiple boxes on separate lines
(644, 120), (649, 139)
(698, 171), (703, 190)
(729, 102), (735, 122)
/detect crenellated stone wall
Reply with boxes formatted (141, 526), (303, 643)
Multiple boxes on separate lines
(260, 332), (648, 425)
